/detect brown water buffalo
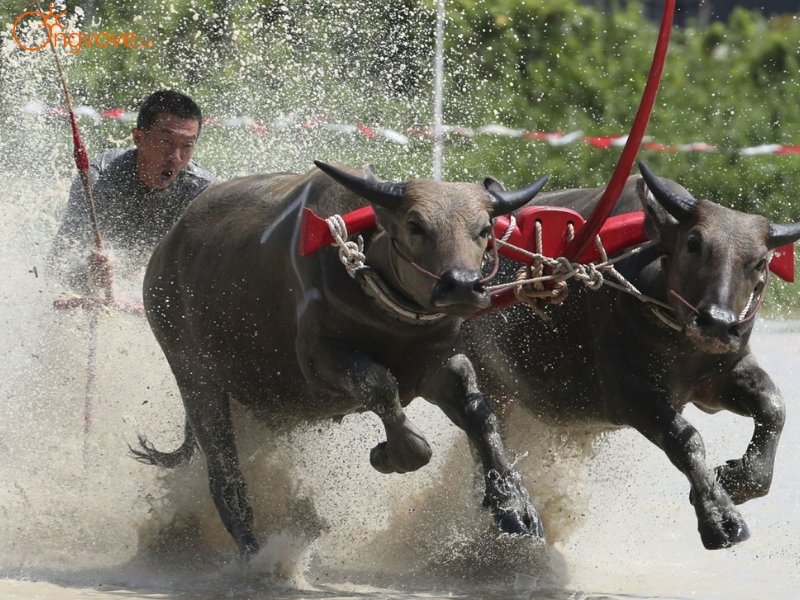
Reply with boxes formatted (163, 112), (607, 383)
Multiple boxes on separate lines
(465, 162), (800, 550)
(133, 161), (549, 558)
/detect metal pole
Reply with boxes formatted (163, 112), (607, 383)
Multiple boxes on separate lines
(432, 0), (445, 181)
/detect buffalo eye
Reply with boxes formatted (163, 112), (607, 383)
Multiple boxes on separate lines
(754, 257), (767, 272)
(407, 221), (425, 237)
(686, 234), (702, 254)
(479, 225), (492, 239)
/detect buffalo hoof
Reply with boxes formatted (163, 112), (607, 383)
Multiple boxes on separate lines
(239, 536), (261, 561)
(692, 481), (750, 550)
(698, 516), (750, 550)
(370, 442), (395, 474)
(369, 436), (433, 475)
(483, 469), (544, 538)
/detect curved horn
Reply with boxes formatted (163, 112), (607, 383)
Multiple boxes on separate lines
(314, 160), (405, 209)
(487, 175), (549, 217)
(638, 161), (696, 222)
(768, 222), (800, 250)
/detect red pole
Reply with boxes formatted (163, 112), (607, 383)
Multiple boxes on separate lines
(479, 0), (676, 317)
(39, 0), (111, 302)
(562, 0), (676, 262)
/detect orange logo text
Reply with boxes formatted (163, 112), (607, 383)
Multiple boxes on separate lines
(13, 4), (153, 54)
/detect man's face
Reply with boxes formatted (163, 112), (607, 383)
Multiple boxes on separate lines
(132, 112), (200, 190)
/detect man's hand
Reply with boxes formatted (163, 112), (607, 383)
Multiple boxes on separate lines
(87, 250), (114, 293)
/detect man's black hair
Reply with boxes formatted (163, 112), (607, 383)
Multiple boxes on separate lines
(137, 90), (203, 133)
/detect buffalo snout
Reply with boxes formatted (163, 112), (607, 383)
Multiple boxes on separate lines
(431, 268), (491, 314)
(686, 304), (741, 353)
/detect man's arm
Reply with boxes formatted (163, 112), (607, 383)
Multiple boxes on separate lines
(47, 167), (106, 294)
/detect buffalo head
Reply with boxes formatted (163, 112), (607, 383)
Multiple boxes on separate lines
(315, 161), (548, 317)
(638, 161), (800, 353)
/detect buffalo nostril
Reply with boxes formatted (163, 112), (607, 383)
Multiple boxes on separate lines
(440, 268), (483, 291)
(695, 306), (739, 338)
(431, 268), (491, 312)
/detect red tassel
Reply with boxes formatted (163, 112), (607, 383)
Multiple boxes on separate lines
(69, 112), (90, 172)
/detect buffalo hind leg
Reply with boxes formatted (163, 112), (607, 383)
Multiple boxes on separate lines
(610, 374), (749, 549)
(300, 338), (432, 475)
(420, 354), (543, 538)
(178, 375), (259, 559)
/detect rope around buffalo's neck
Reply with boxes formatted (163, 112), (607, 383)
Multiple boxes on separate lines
(325, 214), (446, 323)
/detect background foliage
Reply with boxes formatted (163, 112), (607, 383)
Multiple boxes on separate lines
(4, 0), (800, 308)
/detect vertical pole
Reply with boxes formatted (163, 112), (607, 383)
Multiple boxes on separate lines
(432, 0), (445, 181)
(698, 0), (711, 29)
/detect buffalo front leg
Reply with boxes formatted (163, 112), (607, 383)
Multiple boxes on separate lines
(420, 354), (543, 538)
(608, 372), (749, 550)
(178, 375), (259, 559)
(696, 355), (785, 505)
(299, 338), (432, 475)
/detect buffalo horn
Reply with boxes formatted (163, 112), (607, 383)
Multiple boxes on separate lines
(768, 222), (800, 249)
(638, 161), (696, 222)
(314, 160), (405, 209)
(487, 175), (549, 217)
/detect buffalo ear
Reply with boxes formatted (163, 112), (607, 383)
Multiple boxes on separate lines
(636, 176), (679, 243)
(483, 176), (506, 192)
(363, 163), (381, 182)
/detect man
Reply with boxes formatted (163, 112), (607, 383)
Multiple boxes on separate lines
(49, 90), (216, 295)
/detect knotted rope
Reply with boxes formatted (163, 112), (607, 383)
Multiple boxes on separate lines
(326, 214), (366, 277)
(326, 212), (680, 326)
(487, 224), (669, 321)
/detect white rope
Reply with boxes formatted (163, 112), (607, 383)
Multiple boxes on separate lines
(326, 211), (675, 321)
(326, 214), (366, 277)
(499, 214), (517, 243)
(489, 235), (674, 311)
(360, 272), (445, 322)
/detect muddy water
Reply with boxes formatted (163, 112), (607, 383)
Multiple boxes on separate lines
(1, 171), (799, 599)
(3, 2), (798, 596)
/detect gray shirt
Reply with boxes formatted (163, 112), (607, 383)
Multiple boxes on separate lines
(49, 147), (216, 292)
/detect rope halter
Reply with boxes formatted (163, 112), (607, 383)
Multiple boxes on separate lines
(661, 259), (771, 331)
(389, 221), (502, 286)
(325, 214), (447, 325)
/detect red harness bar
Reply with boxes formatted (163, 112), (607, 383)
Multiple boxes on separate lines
(298, 203), (794, 281)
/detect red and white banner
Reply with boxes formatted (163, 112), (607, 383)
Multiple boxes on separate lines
(22, 101), (800, 156)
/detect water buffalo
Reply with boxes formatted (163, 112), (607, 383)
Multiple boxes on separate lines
(465, 162), (800, 550)
(134, 161), (549, 557)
